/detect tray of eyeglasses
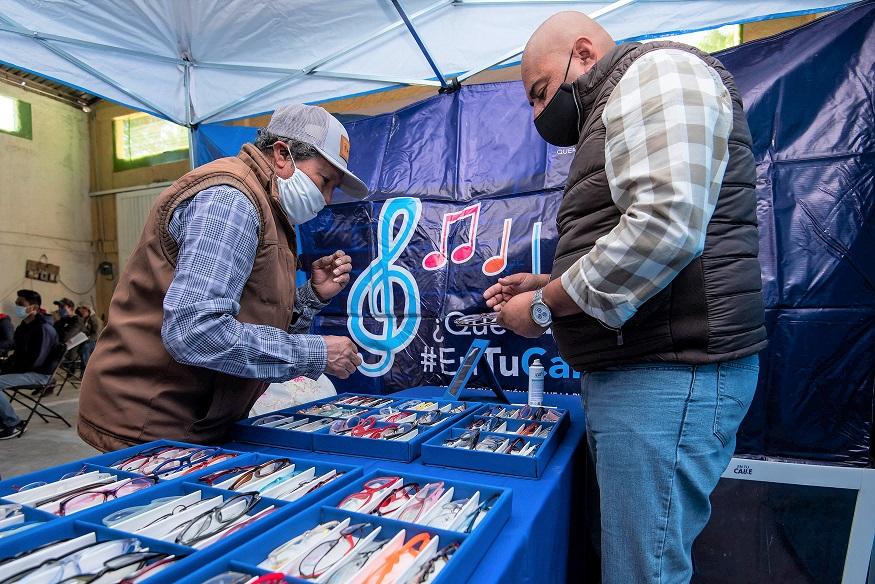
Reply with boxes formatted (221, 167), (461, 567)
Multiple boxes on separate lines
(0, 444), (365, 583)
(175, 469), (511, 584)
(233, 394), (481, 462)
(420, 404), (570, 478)
(0, 517), (193, 583)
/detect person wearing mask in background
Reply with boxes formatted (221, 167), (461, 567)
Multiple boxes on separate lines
(76, 304), (102, 370)
(52, 297), (83, 344)
(484, 12), (766, 584)
(0, 290), (62, 439)
(0, 312), (13, 356)
(79, 104), (367, 452)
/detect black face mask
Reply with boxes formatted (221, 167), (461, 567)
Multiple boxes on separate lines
(534, 50), (580, 147)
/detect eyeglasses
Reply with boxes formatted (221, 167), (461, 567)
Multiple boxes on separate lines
(264, 520), (340, 571)
(8, 537), (142, 583)
(338, 476), (400, 512)
(466, 418), (505, 432)
(474, 436), (508, 453)
(299, 404), (362, 419)
(395, 481), (444, 524)
(57, 476), (158, 516)
(124, 554), (180, 581)
(296, 471), (343, 500)
(363, 532), (431, 584)
(112, 446), (234, 477)
(374, 483), (420, 517)
(201, 572), (286, 584)
(56, 550), (168, 583)
(443, 429), (480, 449)
(0, 503), (22, 520)
(102, 496), (179, 527)
(324, 536), (388, 584)
(460, 493), (499, 534)
(294, 522), (371, 579)
(15, 466), (91, 492)
(517, 422), (549, 437)
(224, 459), (291, 491)
(174, 492), (260, 547)
(413, 541), (460, 583)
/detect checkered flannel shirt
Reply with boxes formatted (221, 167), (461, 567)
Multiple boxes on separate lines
(162, 185), (327, 382)
(561, 49), (733, 329)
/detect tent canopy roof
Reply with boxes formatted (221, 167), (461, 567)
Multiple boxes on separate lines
(0, 0), (851, 124)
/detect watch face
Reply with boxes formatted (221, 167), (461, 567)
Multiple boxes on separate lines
(532, 303), (551, 326)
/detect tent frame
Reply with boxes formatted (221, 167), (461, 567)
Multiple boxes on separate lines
(0, 0), (636, 130)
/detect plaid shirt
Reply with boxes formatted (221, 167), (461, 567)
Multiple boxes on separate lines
(561, 48), (732, 329)
(163, 185), (327, 382)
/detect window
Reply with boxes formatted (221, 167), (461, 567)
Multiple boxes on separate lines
(0, 95), (33, 140)
(648, 24), (742, 53)
(113, 112), (188, 171)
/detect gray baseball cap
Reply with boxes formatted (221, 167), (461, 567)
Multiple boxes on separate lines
(266, 104), (368, 199)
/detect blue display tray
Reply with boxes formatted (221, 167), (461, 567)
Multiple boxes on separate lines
(420, 405), (569, 478)
(0, 444), (364, 583)
(177, 466), (512, 584)
(233, 393), (481, 462)
(0, 519), (192, 584)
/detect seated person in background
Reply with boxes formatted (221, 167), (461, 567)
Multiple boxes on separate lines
(0, 290), (62, 439)
(53, 297), (83, 344)
(0, 312), (12, 356)
(76, 304), (103, 369)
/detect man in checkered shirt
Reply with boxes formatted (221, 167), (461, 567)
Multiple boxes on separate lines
(486, 11), (766, 583)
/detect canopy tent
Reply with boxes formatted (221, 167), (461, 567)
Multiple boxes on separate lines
(0, 0), (852, 131)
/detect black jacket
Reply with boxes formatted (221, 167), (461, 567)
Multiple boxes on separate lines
(5, 314), (61, 375)
(0, 315), (13, 354)
(55, 315), (84, 344)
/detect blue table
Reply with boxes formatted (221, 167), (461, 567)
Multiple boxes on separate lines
(228, 386), (588, 584)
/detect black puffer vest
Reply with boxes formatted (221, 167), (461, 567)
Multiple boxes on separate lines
(550, 41), (768, 370)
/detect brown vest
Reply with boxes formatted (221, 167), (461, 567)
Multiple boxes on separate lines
(550, 42), (768, 369)
(78, 144), (297, 452)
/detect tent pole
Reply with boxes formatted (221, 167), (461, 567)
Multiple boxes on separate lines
(390, 0), (449, 88)
(188, 126), (197, 170)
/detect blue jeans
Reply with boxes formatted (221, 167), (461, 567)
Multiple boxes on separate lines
(80, 339), (96, 369)
(582, 355), (759, 584)
(0, 372), (51, 428)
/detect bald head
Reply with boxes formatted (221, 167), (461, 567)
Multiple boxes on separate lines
(522, 11), (616, 118)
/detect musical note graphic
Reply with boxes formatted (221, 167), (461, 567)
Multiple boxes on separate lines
(482, 218), (512, 276)
(347, 198), (423, 377)
(532, 221), (542, 275)
(422, 203), (481, 270)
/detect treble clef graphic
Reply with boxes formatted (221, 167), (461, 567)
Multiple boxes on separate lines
(347, 197), (423, 377)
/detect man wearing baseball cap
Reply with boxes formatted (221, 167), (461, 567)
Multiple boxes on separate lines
(52, 297), (83, 345)
(79, 104), (367, 451)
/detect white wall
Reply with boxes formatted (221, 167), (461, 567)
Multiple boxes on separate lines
(0, 83), (93, 317)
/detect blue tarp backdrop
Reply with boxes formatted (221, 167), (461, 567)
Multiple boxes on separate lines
(194, 2), (875, 466)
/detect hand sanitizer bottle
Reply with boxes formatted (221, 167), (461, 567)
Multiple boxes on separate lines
(528, 359), (545, 406)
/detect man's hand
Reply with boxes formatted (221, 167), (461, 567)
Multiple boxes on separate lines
(311, 250), (353, 302)
(322, 336), (362, 379)
(497, 291), (548, 338)
(483, 273), (550, 312)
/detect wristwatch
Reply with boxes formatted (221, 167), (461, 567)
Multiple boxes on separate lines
(530, 288), (553, 328)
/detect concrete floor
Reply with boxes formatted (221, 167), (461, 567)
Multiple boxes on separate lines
(0, 383), (98, 481)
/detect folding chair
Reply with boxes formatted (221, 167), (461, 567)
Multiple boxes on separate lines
(55, 332), (88, 396)
(2, 340), (78, 434)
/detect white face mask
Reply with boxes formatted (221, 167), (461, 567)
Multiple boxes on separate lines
(277, 156), (326, 225)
